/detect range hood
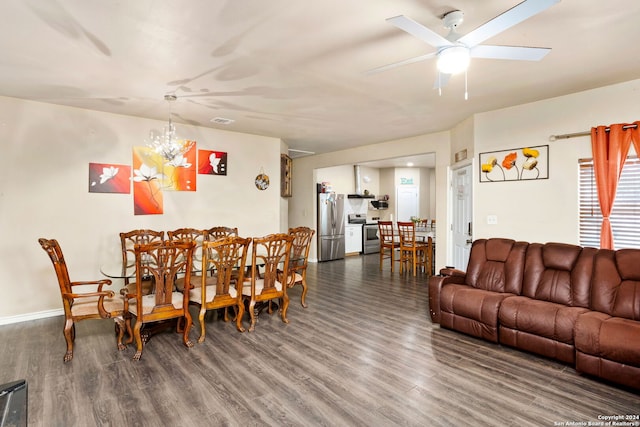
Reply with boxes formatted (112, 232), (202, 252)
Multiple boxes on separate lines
(348, 165), (375, 198)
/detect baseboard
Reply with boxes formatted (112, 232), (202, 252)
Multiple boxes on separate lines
(0, 309), (63, 326)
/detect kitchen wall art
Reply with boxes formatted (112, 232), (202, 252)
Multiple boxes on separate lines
(479, 144), (548, 182)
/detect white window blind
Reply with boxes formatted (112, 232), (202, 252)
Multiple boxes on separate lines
(579, 156), (640, 249)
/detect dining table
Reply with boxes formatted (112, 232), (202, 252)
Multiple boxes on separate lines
(100, 247), (304, 320)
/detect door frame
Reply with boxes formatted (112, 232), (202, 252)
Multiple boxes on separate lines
(449, 161), (473, 270)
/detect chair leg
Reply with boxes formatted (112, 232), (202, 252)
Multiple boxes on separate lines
(390, 247), (395, 272)
(412, 251), (417, 276)
(182, 312), (194, 349)
(132, 320), (144, 361)
(280, 294), (290, 324)
(115, 317), (126, 351)
(235, 302), (246, 333)
(124, 314), (134, 345)
(300, 280), (308, 308)
(197, 306), (207, 344)
(248, 300), (257, 332)
(63, 318), (74, 363)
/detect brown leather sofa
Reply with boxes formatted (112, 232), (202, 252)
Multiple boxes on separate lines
(574, 249), (640, 390)
(429, 238), (640, 391)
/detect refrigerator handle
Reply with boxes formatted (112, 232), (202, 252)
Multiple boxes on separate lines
(331, 199), (337, 230)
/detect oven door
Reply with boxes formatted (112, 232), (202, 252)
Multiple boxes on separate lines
(363, 225), (380, 254)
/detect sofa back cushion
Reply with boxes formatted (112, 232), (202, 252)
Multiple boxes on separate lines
(465, 238), (528, 294)
(522, 243), (596, 307)
(591, 249), (640, 320)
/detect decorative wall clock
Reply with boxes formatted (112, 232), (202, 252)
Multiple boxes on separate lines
(255, 170), (270, 190)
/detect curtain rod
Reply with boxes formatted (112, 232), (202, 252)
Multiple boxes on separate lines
(549, 124), (638, 141)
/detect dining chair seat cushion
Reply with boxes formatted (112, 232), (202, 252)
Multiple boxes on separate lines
(290, 272), (303, 285)
(241, 278), (283, 296)
(189, 284), (238, 304)
(175, 274), (217, 291)
(121, 280), (153, 296)
(70, 296), (124, 317)
(127, 292), (185, 315)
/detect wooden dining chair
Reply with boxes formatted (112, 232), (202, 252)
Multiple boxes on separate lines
(378, 221), (400, 272)
(119, 229), (164, 296)
(123, 240), (195, 360)
(38, 238), (125, 362)
(397, 221), (429, 276)
(287, 227), (315, 308)
(189, 236), (250, 342)
(205, 226), (238, 241)
(242, 233), (293, 332)
(167, 227), (208, 291)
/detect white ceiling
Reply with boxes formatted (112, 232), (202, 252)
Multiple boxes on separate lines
(2, 0), (640, 162)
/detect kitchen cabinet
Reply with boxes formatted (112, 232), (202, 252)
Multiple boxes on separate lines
(345, 224), (362, 254)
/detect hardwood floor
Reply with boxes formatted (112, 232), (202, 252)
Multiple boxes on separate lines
(2, 253), (638, 426)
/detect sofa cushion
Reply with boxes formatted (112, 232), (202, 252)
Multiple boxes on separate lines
(522, 243), (595, 307)
(464, 239), (528, 294)
(440, 283), (514, 342)
(575, 311), (640, 367)
(499, 296), (589, 344)
(591, 249), (640, 319)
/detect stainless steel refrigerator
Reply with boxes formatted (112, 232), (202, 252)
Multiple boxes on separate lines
(317, 192), (345, 261)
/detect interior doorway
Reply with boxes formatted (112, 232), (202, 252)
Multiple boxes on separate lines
(451, 164), (473, 270)
(396, 186), (418, 221)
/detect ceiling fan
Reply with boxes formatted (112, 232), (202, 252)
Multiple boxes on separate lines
(368, 0), (561, 97)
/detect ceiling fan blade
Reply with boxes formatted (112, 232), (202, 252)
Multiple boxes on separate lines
(386, 15), (453, 48)
(457, 0), (560, 47)
(433, 73), (452, 89)
(365, 52), (436, 75)
(471, 45), (551, 61)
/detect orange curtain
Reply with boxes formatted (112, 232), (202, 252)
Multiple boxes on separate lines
(590, 121), (640, 249)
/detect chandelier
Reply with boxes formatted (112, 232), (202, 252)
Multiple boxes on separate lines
(147, 94), (194, 162)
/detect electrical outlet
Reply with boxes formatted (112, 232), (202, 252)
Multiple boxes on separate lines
(487, 215), (498, 225)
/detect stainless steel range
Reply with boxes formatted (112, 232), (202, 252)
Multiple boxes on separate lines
(347, 214), (380, 254)
(362, 222), (380, 254)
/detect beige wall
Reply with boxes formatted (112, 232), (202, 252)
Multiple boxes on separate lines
(291, 78), (640, 268)
(0, 96), (283, 323)
(5, 78), (640, 322)
(473, 79), (640, 243)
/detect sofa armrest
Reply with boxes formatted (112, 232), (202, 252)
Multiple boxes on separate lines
(438, 267), (466, 278)
(428, 273), (466, 323)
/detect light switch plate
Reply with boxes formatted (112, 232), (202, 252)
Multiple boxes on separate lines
(487, 215), (498, 225)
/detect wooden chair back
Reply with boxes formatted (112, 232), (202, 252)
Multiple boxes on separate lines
(243, 233), (293, 331)
(125, 240), (195, 360)
(191, 236), (251, 341)
(287, 227), (316, 307)
(378, 221), (400, 271)
(119, 229), (164, 293)
(167, 228), (208, 290)
(38, 238), (124, 362)
(206, 226), (239, 241)
(397, 222), (428, 276)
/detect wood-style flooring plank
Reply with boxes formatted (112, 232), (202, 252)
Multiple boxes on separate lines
(1, 253), (638, 426)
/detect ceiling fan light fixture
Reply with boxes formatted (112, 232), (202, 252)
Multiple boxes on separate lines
(437, 46), (470, 75)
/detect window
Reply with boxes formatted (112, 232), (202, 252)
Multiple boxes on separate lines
(579, 156), (640, 249)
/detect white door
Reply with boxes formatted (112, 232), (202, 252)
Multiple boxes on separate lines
(452, 165), (473, 270)
(396, 186), (418, 221)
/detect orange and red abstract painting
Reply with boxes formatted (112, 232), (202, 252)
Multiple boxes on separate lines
(198, 150), (227, 175)
(89, 163), (131, 193)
